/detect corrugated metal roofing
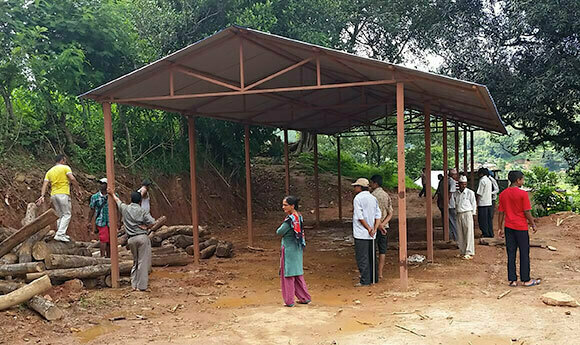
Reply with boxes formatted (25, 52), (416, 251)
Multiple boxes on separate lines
(80, 26), (506, 135)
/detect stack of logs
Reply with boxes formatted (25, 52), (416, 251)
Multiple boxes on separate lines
(0, 203), (234, 321)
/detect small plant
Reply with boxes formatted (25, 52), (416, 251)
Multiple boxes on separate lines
(532, 186), (571, 217)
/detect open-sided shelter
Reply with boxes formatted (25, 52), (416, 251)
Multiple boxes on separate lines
(81, 26), (506, 289)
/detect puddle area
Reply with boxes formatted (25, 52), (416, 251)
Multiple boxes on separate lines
(76, 323), (121, 343)
(335, 316), (381, 333)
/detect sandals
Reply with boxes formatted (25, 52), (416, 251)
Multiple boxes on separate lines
(523, 279), (541, 287)
(509, 281), (517, 287)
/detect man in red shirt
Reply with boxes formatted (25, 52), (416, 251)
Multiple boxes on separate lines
(497, 170), (541, 287)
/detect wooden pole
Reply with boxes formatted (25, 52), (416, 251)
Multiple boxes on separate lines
(424, 104), (433, 262)
(313, 133), (320, 227)
(442, 115), (449, 242)
(396, 82), (408, 289)
(187, 116), (200, 263)
(284, 129), (290, 195)
(337, 136), (342, 221)
(454, 124), (459, 173)
(244, 125), (253, 246)
(463, 129), (468, 175)
(102, 102), (119, 288)
(470, 131), (475, 191)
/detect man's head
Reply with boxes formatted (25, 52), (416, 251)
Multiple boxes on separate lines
(141, 179), (152, 187)
(369, 175), (382, 191)
(55, 154), (66, 164)
(458, 175), (468, 191)
(352, 178), (369, 194)
(508, 170), (525, 187)
(449, 168), (458, 180)
(477, 167), (488, 177)
(438, 174), (443, 180)
(98, 178), (108, 192)
(131, 191), (142, 204)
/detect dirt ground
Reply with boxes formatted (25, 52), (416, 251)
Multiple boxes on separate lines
(2, 199), (580, 345)
(2, 161), (580, 345)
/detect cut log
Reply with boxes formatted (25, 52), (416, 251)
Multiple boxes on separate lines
(18, 226), (51, 263)
(0, 209), (59, 258)
(27, 295), (64, 320)
(215, 241), (234, 258)
(151, 253), (192, 267)
(200, 244), (217, 259)
(32, 241), (92, 261)
(162, 235), (193, 249)
(46, 254), (110, 269)
(185, 237), (217, 256)
(149, 225), (209, 247)
(0, 262), (45, 277)
(0, 281), (63, 320)
(149, 216), (167, 232)
(0, 226), (17, 242)
(0, 253), (18, 265)
(27, 262), (134, 283)
(479, 237), (546, 247)
(0, 275), (52, 311)
(20, 203), (37, 227)
(0, 280), (22, 294)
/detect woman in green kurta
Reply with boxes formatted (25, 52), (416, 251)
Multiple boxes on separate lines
(277, 196), (311, 307)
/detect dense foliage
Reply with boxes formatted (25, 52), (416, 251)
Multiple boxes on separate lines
(0, 0), (577, 186)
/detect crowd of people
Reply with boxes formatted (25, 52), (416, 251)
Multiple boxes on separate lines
(36, 154), (157, 292)
(277, 167), (541, 306)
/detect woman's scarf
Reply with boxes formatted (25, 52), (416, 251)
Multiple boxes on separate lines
(285, 213), (305, 248)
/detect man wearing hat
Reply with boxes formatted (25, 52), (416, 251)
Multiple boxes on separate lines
(352, 178), (382, 286)
(453, 175), (477, 259)
(138, 179), (152, 215)
(87, 178), (111, 257)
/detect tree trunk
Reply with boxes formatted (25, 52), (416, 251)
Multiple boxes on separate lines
(200, 244), (217, 259)
(215, 241), (234, 258)
(149, 224), (209, 247)
(185, 237), (217, 256)
(45, 254), (111, 269)
(27, 295), (64, 320)
(162, 235), (194, 249)
(291, 131), (315, 153)
(151, 253), (191, 266)
(0, 275), (52, 311)
(18, 226), (51, 263)
(59, 112), (76, 151)
(0, 209), (59, 258)
(119, 105), (134, 172)
(32, 241), (92, 261)
(0, 262), (45, 277)
(0, 86), (15, 121)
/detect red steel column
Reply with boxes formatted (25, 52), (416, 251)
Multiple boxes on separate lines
(396, 82), (408, 289)
(454, 124), (459, 173)
(424, 104), (433, 262)
(103, 102), (119, 288)
(470, 131), (475, 191)
(443, 115), (450, 242)
(313, 133), (320, 227)
(284, 129), (290, 195)
(188, 116), (200, 263)
(337, 136), (342, 221)
(463, 129), (468, 175)
(244, 125), (253, 246)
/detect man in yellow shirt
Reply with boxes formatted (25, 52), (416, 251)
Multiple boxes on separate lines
(36, 154), (80, 242)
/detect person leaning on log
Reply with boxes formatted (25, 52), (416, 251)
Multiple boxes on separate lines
(36, 154), (81, 242)
(108, 188), (155, 291)
(87, 178), (111, 258)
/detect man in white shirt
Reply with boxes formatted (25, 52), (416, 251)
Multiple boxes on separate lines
(448, 169), (459, 241)
(489, 169), (499, 223)
(352, 178), (381, 286)
(453, 175), (477, 259)
(476, 168), (494, 237)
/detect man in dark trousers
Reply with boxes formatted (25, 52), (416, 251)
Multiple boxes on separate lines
(351, 178), (381, 287)
(477, 168), (494, 237)
(497, 170), (541, 287)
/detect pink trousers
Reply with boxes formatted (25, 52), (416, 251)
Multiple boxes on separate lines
(280, 246), (311, 306)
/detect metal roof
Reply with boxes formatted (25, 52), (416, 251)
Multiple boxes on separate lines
(80, 26), (506, 135)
